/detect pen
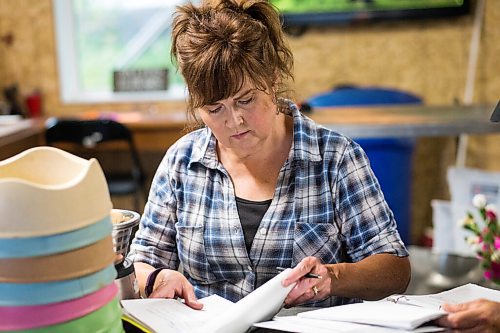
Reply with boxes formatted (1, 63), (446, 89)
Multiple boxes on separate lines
(276, 267), (322, 279)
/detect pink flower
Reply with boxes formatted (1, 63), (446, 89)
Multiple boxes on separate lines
(485, 268), (500, 280)
(464, 194), (500, 285)
(486, 203), (497, 215)
(492, 262), (500, 274)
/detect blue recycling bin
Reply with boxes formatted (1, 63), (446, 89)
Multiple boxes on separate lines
(306, 86), (422, 245)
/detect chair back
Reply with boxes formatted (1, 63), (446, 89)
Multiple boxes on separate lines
(45, 118), (132, 146)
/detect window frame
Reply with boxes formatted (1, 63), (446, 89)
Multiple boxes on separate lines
(52, 0), (186, 104)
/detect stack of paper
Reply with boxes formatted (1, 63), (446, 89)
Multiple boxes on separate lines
(254, 283), (500, 333)
(122, 280), (500, 333)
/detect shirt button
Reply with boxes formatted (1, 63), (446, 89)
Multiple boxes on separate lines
(233, 226), (239, 234)
(259, 228), (267, 236)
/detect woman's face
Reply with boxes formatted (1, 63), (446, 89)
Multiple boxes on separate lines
(197, 81), (279, 158)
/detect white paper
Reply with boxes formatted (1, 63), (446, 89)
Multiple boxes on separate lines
(387, 283), (500, 309)
(204, 268), (295, 333)
(254, 316), (445, 333)
(121, 268), (295, 333)
(121, 295), (231, 333)
(297, 301), (445, 330)
(291, 283), (500, 331)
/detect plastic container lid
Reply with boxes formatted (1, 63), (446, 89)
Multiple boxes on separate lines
(0, 215), (112, 259)
(3, 296), (124, 333)
(0, 236), (115, 283)
(0, 264), (117, 306)
(0, 146), (112, 238)
(0, 282), (118, 330)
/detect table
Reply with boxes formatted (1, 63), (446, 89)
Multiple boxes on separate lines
(1, 104), (497, 158)
(405, 245), (499, 295)
(0, 118), (44, 160)
(308, 104), (498, 138)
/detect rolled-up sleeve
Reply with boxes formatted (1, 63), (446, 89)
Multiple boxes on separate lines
(128, 156), (180, 270)
(334, 140), (408, 262)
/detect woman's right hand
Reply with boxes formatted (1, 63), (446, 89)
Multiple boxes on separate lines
(149, 269), (203, 310)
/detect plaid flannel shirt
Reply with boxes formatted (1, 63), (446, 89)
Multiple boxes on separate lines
(129, 101), (408, 307)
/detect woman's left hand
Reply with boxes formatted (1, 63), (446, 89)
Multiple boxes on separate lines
(281, 256), (331, 307)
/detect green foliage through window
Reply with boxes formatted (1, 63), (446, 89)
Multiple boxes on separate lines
(72, 0), (187, 92)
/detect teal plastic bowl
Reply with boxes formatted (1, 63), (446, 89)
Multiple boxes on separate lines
(0, 216), (112, 259)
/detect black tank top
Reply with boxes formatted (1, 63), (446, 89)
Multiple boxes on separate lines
(235, 196), (272, 253)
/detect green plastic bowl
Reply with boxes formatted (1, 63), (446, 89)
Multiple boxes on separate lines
(9, 298), (124, 333)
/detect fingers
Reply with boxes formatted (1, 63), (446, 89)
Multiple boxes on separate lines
(282, 257), (321, 286)
(148, 270), (203, 310)
(442, 302), (472, 313)
(285, 283), (326, 307)
(282, 257), (329, 307)
(437, 302), (484, 330)
(183, 286), (204, 310)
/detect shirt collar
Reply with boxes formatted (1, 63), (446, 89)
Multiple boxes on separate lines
(190, 127), (219, 169)
(289, 101), (322, 163)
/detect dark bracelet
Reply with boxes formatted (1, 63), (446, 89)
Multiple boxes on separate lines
(145, 267), (167, 297)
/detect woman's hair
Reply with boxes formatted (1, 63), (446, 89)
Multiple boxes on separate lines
(171, 0), (294, 123)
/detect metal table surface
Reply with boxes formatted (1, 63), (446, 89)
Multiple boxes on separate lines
(308, 104), (498, 138)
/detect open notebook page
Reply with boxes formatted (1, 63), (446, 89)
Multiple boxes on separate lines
(297, 301), (445, 330)
(386, 283), (500, 309)
(121, 268), (295, 333)
(121, 294), (232, 333)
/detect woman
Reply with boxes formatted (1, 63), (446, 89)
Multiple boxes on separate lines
(128, 0), (410, 310)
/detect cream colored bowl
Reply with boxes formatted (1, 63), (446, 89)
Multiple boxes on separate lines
(0, 146), (112, 238)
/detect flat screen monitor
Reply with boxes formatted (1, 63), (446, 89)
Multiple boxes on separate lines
(271, 0), (471, 27)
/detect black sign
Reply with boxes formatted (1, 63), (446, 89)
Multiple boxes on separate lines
(113, 68), (168, 92)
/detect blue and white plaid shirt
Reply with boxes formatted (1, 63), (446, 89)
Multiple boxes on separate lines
(129, 101), (408, 307)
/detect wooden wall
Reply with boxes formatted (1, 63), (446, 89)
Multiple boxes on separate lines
(1, 0), (499, 243)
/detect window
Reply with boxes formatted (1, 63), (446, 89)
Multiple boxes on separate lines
(53, 0), (193, 104)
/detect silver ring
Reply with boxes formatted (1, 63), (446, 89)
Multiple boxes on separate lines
(312, 286), (319, 296)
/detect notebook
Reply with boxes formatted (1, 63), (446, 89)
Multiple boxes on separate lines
(255, 283), (500, 332)
(121, 268), (295, 333)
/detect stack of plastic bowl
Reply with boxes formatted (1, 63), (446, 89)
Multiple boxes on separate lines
(0, 147), (124, 333)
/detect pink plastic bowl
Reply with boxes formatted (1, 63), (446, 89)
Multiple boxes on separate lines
(0, 282), (117, 330)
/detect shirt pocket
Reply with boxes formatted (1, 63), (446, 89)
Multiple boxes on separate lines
(175, 224), (219, 283)
(292, 222), (341, 266)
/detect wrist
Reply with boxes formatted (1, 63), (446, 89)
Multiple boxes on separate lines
(326, 263), (345, 296)
(145, 267), (167, 297)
